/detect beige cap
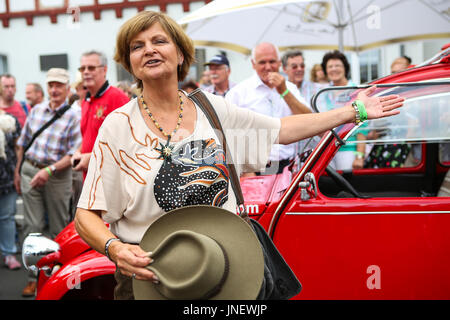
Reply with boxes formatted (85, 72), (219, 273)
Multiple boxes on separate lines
(46, 68), (70, 84)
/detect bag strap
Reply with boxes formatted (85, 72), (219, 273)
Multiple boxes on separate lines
(19, 103), (72, 174)
(187, 89), (249, 221)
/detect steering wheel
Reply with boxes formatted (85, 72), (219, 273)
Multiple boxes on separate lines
(325, 166), (371, 199)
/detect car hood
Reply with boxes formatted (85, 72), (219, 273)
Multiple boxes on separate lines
(53, 221), (91, 265)
(240, 166), (292, 217)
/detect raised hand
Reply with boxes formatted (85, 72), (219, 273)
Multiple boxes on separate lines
(356, 86), (405, 120)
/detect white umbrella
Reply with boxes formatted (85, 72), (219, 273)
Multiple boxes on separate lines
(178, 0), (450, 55)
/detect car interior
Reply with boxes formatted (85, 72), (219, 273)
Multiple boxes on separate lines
(318, 143), (449, 198)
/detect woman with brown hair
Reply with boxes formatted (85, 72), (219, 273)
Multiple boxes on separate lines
(310, 63), (328, 84)
(74, 11), (404, 299)
(321, 50), (368, 170)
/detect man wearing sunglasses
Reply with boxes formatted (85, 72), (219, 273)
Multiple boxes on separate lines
(281, 50), (325, 158)
(71, 51), (129, 175)
(281, 50), (326, 108)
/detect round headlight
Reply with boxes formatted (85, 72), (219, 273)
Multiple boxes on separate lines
(22, 233), (60, 276)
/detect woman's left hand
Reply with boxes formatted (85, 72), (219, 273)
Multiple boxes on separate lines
(356, 86), (405, 120)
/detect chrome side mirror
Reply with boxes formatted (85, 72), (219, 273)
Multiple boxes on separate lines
(299, 172), (317, 201)
(22, 233), (60, 276)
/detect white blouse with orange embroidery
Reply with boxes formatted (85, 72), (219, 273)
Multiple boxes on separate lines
(77, 91), (280, 243)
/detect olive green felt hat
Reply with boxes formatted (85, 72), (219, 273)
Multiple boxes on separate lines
(133, 205), (264, 300)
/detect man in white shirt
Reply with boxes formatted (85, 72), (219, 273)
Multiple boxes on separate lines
(203, 55), (236, 97)
(226, 42), (311, 175)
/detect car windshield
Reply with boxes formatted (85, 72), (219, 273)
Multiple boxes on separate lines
(313, 81), (450, 146)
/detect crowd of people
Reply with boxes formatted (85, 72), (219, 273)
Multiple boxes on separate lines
(0, 50), (130, 297)
(0, 10), (410, 299)
(181, 47), (414, 173)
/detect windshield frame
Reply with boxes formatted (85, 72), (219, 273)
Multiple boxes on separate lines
(311, 80), (450, 146)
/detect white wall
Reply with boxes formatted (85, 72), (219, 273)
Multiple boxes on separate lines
(0, 2), (204, 101)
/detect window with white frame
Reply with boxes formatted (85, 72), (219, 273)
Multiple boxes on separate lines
(360, 49), (381, 84)
(0, 55), (8, 74)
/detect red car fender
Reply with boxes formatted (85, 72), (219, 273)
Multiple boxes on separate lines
(36, 250), (115, 300)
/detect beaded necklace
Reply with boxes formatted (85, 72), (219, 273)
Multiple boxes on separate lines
(140, 91), (184, 162)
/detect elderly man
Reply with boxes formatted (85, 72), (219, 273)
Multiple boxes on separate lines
(203, 54), (235, 97)
(25, 83), (45, 108)
(71, 51), (129, 174)
(226, 42), (311, 175)
(14, 68), (82, 296)
(281, 50), (325, 155)
(281, 50), (326, 107)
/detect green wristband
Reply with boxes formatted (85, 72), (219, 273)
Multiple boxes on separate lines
(280, 89), (289, 98)
(45, 167), (52, 176)
(353, 100), (368, 122)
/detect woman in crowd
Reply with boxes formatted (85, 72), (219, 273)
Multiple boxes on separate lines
(310, 63), (328, 84)
(74, 11), (404, 299)
(321, 50), (368, 170)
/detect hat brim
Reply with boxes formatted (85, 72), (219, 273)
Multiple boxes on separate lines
(203, 62), (227, 66)
(133, 205), (264, 300)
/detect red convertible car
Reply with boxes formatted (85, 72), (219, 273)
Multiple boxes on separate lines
(23, 45), (450, 300)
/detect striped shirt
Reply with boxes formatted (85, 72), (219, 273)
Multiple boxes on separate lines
(17, 101), (82, 165)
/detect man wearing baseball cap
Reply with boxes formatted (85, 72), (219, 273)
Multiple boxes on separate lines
(203, 55), (235, 97)
(15, 67), (82, 297)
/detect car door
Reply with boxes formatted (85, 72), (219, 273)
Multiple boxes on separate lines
(271, 81), (450, 299)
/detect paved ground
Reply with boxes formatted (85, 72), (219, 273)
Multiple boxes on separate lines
(0, 196), (35, 300)
(0, 254), (34, 300)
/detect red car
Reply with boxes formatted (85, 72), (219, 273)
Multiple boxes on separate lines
(23, 45), (450, 300)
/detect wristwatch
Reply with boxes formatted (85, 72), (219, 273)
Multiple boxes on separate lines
(50, 164), (57, 173)
(352, 101), (361, 124)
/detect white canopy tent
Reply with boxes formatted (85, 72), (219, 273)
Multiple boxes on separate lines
(178, 0), (450, 55)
